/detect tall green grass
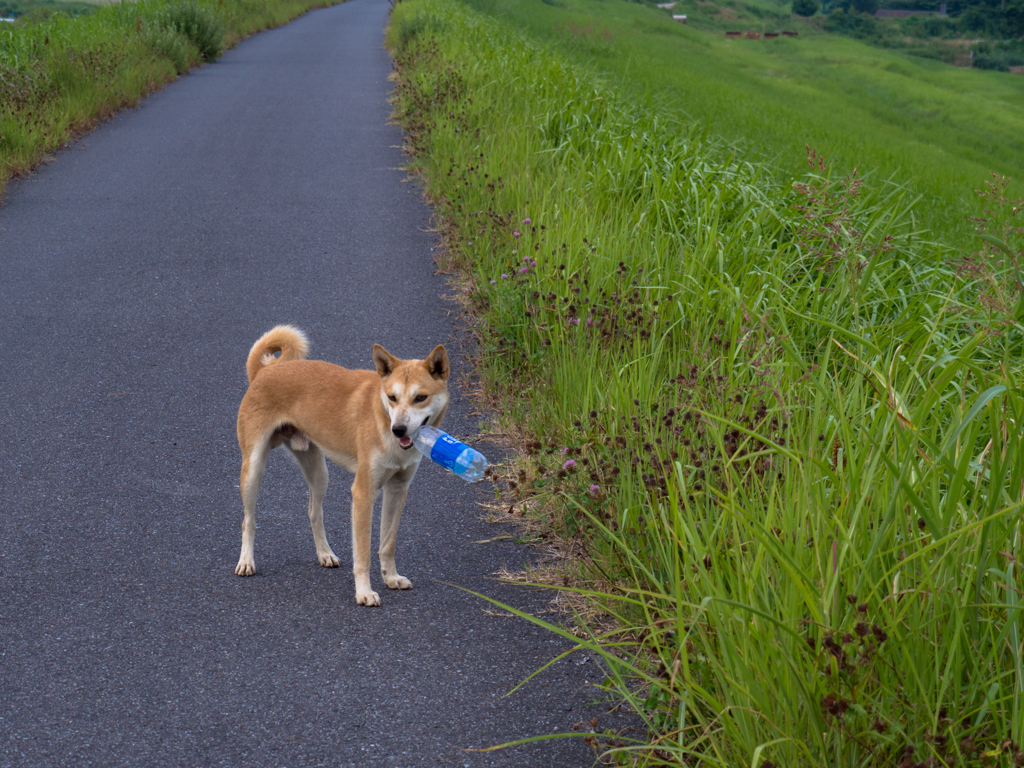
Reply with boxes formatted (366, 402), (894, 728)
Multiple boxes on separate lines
(455, 0), (1024, 252)
(388, 2), (1024, 765)
(0, 0), (341, 193)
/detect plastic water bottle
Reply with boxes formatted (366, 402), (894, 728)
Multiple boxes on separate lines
(413, 425), (488, 482)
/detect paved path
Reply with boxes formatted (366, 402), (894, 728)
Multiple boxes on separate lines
(0, 2), (613, 764)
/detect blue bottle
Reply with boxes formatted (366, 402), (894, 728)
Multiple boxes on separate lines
(413, 426), (488, 482)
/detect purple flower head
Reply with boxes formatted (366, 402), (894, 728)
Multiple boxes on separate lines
(518, 267), (529, 275)
(530, 259), (537, 267)
(569, 317), (580, 325)
(490, 279), (497, 284)
(513, 231), (521, 238)
(501, 273), (509, 279)
(562, 459), (576, 470)
(522, 218), (531, 224)
(561, 447), (570, 455)
(589, 484), (600, 496)
(586, 318), (594, 328)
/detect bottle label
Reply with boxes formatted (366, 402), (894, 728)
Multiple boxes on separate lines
(430, 433), (468, 474)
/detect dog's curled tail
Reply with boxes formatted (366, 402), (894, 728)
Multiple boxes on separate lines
(246, 325), (310, 384)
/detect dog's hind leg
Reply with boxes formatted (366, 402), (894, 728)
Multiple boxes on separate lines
(235, 437), (270, 576)
(291, 444), (340, 569)
(379, 467), (416, 591)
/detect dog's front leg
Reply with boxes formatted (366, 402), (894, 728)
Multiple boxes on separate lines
(350, 468), (381, 606)
(380, 467), (416, 590)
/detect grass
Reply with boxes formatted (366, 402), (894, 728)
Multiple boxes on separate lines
(387, 1), (1024, 765)
(455, 0), (1024, 252)
(0, 0), (344, 194)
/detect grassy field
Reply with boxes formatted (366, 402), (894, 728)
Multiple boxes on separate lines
(387, 0), (1024, 765)
(459, 0), (1024, 251)
(0, 0), (343, 193)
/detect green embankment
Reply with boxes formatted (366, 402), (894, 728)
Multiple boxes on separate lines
(457, 0), (1024, 251)
(0, 0), (343, 193)
(388, 0), (1024, 766)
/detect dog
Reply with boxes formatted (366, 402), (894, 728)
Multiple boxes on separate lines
(234, 325), (449, 606)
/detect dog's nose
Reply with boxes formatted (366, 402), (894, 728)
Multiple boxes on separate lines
(392, 425), (408, 438)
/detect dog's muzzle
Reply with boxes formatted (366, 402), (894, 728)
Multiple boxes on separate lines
(392, 425), (414, 450)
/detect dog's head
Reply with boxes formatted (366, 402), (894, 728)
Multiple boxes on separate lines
(373, 344), (450, 450)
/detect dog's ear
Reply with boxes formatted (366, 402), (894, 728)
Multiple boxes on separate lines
(373, 344), (400, 378)
(425, 345), (449, 381)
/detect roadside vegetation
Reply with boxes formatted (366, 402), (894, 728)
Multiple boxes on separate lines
(0, 0), (342, 194)
(387, 0), (1024, 765)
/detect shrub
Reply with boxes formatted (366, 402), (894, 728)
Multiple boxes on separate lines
(824, 6), (879, 34)
(792, 0), (819, 15)
(850, 0), (877, 13)
(159, 2), (224, 61)
(973, 52), (1010, 70)
(395, 12), (447, 47)
(143, 23), (196, 74)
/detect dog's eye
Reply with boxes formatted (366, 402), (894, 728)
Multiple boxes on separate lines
(414, 394), (427, 403)
(388, 394), (397, 403)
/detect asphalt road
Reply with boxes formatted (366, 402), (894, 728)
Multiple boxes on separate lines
(0, 1), (618, 765)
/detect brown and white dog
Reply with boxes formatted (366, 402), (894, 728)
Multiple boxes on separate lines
(234, 325), (449, 606)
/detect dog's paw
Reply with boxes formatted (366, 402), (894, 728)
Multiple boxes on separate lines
(235, 560), (256, 577)
(384, 574), (412, 590)
(318, 551), (340, 568)
(356, 589), (381, 607)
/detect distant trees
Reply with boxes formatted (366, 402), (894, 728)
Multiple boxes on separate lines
(822, 0), (1024, 38)
(0, 0), (94, 18)
(1009, 0), (1024, 36)
(959, 0), (1024, 37)
(792, 0), (820, 15)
